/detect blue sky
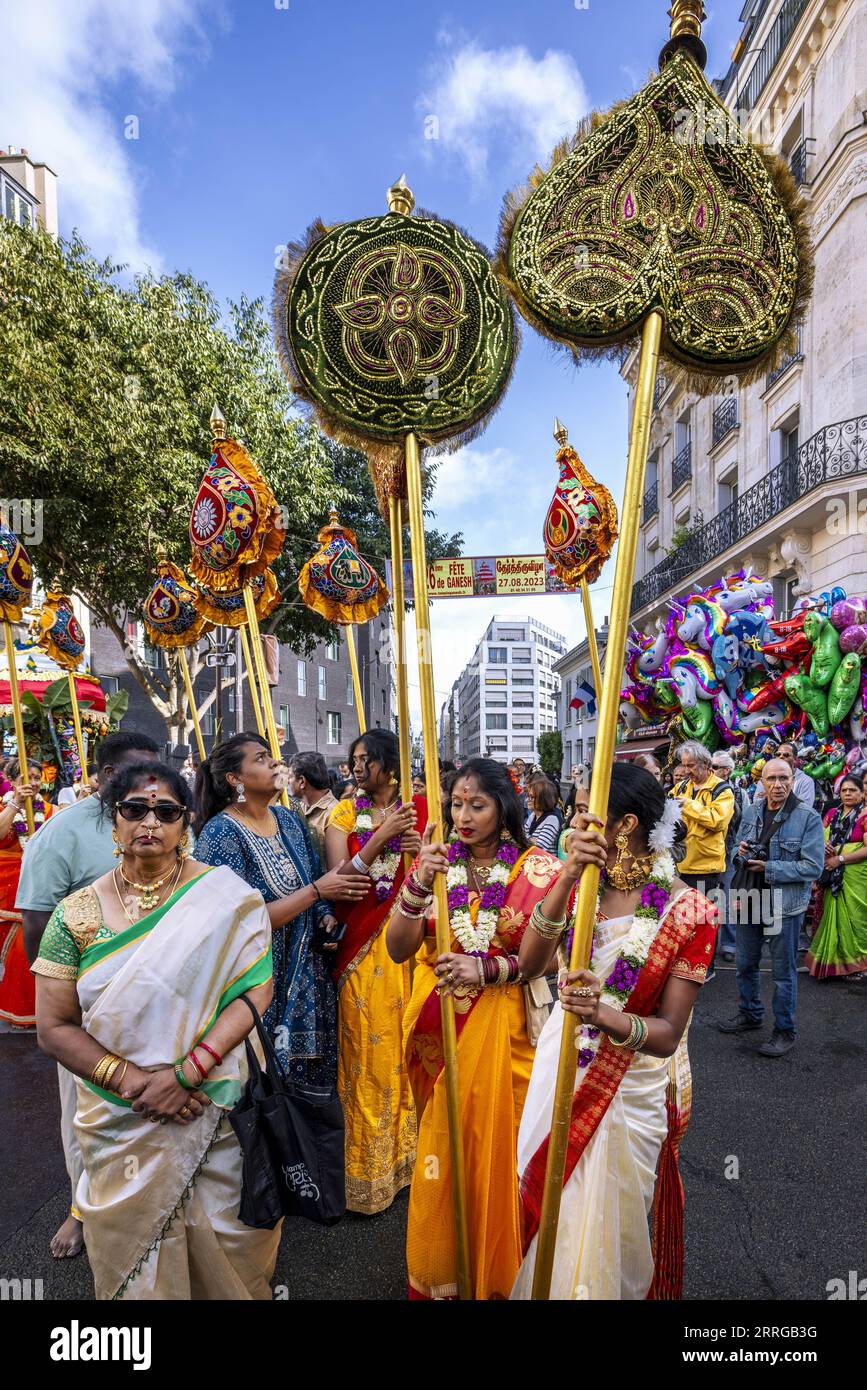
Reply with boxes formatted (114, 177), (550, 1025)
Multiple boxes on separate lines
(2, 0), (745, 722)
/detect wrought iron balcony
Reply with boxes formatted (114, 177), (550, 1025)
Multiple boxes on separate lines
(789, 140), (808, 186)
(642, 480), (659, 523)
(671, 441), (692, 493)
(766, 326), (803, 389)
(631, 416), (867, 614)
(712, 396), (738, 446)
(734, 0), (810, 114)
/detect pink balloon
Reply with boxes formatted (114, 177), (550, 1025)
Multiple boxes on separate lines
(830, 598), (867, 631)
(840, 624), (867, 656)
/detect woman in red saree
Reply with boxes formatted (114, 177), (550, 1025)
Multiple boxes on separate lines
(324, 730), (424, 1214)
(0, 759), (54, 1027)
(512, 763), (718, 1300)
(387, 757), (579, 1300)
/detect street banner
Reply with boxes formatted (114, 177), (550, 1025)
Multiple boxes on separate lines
(386, 555), (578, 602)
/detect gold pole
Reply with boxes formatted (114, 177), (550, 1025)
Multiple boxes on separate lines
(405, 429), (472, 1301)
(579, 578), (603, 702)
(66, 672), (88, 789)
(178, 649), (206, 762)
(3, 621), (35, 834)
(239, 624), (266, 737)
(388, 496), (413, 869)
(242, 586), (289, 807)
(345, 625), (366, 735)
(531, 308), (663, 1300)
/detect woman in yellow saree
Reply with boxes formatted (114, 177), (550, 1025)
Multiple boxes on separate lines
(33, 761), (278, 1301)
(325, 730), (422, 1215)
(387, 758), (578, 1300)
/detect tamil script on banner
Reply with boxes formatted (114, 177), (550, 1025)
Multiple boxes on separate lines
(386, 556), (578, 601)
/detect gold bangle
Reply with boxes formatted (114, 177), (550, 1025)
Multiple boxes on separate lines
(91, 1052), (121, 1087)
(496, 955), (510, 985)
(609, 1015), (639, 1050)
(108, 1059), (129, 1093)
(529, 905), (566, 941)
(535, 902), (568, 928)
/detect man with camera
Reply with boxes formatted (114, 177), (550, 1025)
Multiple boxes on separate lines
(719, 758), (824, 1057)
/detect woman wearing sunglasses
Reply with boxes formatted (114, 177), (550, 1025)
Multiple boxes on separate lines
(32, 761), (278, 1300)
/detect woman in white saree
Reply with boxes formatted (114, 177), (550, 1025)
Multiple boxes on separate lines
(34, 761), (279, 1301)
(512, 764), (718, 1301)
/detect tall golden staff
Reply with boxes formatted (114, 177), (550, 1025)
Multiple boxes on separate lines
(297, 507), (388, 742)
(141, 552), (210, 761)
(191, 406), (288, 802)
(499, 0), (813, 1297)
(274, 172), (517, 1298)
(238, 625), (266, 737)
(36, 580), (91, 785)
(544, 419), (617, 705)
(0, 515), (36, 833)
(388, 497), (413, 867)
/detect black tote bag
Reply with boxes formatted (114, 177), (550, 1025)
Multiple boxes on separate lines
(229, 995), (346, 1230)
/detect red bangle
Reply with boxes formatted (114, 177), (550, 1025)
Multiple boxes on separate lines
(187, 1050), (208, 1083)
(196, 1041), (223, 1067)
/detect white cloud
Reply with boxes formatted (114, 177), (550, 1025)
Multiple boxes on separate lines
(417, 40), (589, 185)
(0, 0), (218, 270)
(428, 444), (516, 513)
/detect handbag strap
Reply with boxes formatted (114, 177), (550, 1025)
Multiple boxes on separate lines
(237, 992), (287, 1083)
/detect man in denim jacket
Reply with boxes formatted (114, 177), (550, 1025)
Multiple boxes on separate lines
(719, 759), (824, 1057)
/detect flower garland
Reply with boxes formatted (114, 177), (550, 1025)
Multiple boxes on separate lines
(568, 851), (676, 1070)
(10, 797), (48, 846)
(446, 838), (519, 955)
(354, 793), (402, 901)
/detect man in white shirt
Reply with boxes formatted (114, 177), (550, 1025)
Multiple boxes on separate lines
(753, 743), (815, 809)
(286, 752), (337, 857)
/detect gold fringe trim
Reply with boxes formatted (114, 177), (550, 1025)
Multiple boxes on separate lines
(194, 568), (281, 629)
(495, 70), (815, 395)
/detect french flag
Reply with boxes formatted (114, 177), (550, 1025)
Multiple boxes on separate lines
(570, 681), (597, 717)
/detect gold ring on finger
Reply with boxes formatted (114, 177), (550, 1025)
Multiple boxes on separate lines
(179, 1105), (191, 1117)
(577, 986), (594, 998)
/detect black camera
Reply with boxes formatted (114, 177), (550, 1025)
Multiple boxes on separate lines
(743, 841), (769, 862)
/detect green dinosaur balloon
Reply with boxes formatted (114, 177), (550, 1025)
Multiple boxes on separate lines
(679, 702), (719, 748)
(784, 672), (829, 739)
(828, 652), (862, 726)
(804, 611), (842, 689)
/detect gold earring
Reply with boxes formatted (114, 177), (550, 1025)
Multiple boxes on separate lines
(112, 828), (122, 858)
(178, 830), (190, 860)
(608, 832), (631, 891)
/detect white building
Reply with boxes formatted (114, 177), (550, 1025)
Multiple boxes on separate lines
(0, 145), (58, 236)
(625, 0), (866, 638)
(452, 616), (566, 764)
(555, 619), (609, 779)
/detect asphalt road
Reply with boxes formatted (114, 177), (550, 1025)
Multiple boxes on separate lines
(2, 963), (864, 1302)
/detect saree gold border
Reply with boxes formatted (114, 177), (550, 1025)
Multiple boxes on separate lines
(531, 307), (663, 1301)
(345, 1153), (415, 1216)
(405, 429), (472, 1301)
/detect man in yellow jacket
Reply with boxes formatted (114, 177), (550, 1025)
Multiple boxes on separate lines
(674, 740), (736, 905)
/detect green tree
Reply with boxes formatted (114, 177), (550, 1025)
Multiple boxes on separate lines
(537, 731), (563, 776)
(0, 223), (460, 741)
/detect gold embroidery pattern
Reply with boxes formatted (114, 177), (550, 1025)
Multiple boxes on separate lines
(279, 215), (516, 447)
(30, 957), (78, 981)
(507, 50), (803, 373)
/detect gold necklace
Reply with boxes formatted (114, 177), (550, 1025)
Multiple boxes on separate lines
(115, 858), (183, 922)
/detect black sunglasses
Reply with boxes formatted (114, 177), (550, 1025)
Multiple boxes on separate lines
(116, 799), (186, 824)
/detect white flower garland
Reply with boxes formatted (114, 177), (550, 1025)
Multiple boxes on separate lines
(572, 851), (676, 1070)
(354, 797), (401, 902)
(445, 841), (515, 955)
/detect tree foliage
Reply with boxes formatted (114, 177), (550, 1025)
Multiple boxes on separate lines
(0, 222), (461, 736)
(536, 730), (563, 777)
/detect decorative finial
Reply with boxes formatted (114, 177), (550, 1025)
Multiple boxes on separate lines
(659, 0), (707, 70)
(386, 174), (415, 217)
(553, 417), (569, 446)
(155, 542), (168, 563)
(209, 403), (227, 441)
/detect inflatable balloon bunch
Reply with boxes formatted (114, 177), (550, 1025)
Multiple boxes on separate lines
(621, 571), (867, 758)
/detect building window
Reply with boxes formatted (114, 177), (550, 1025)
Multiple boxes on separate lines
(297, 661), (307, 697)
(588, 738), (596, 764)
(327, 712), (341, 745)
(346, 674), (354, 706)
(575, 740), (583, 764)
(486, 713), (508, 730)
(488, 647), (507, 664)
(326, 639), (339, 661)
(318, 666), (327, 700)
(279, 704), (289, 731)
